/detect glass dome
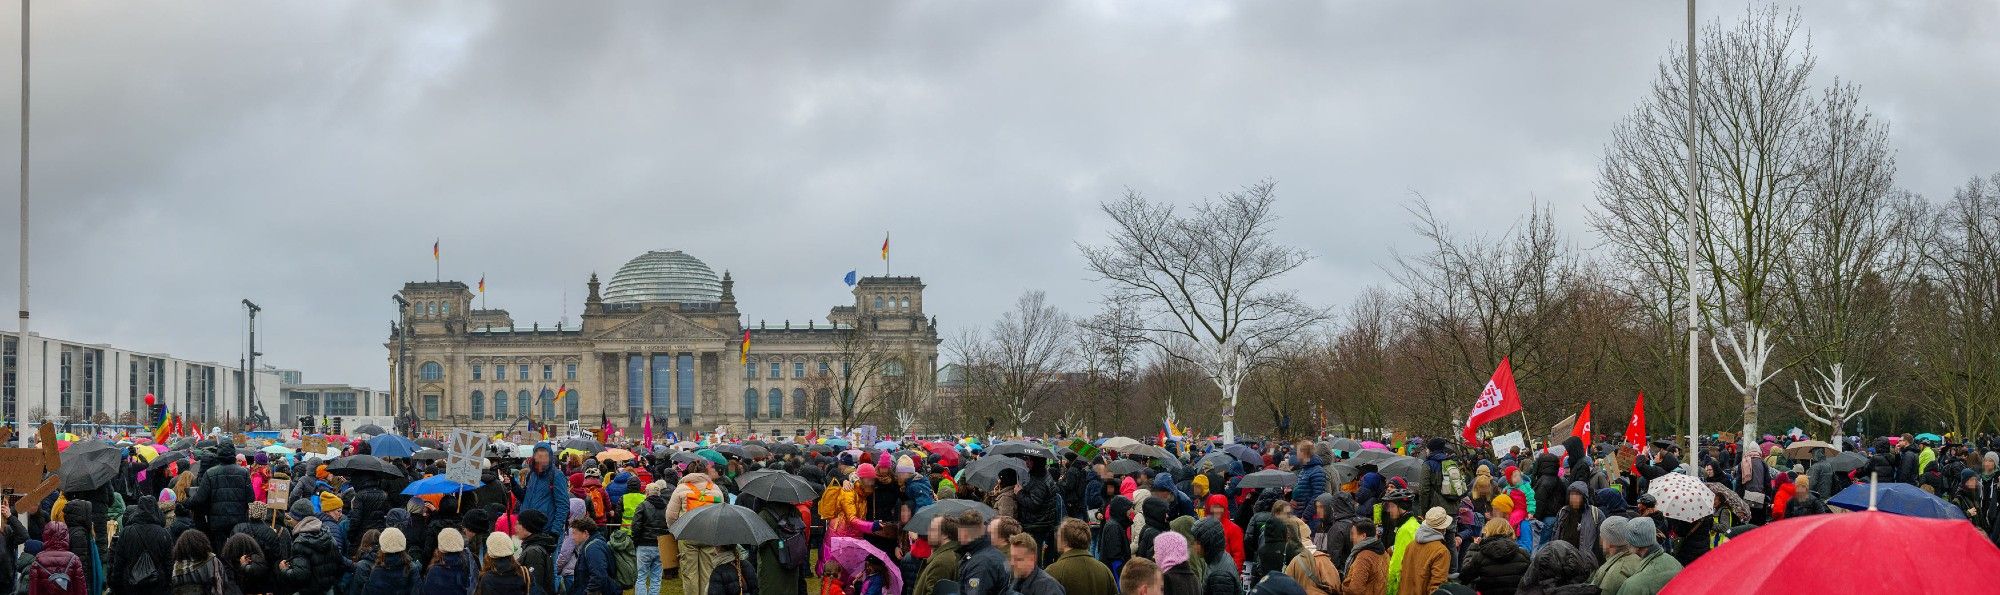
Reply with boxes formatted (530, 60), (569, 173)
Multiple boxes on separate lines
(603, 250), (724, 304)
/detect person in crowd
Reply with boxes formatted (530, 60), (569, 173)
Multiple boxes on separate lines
(1281, 516), (1340, 595)
(665, 462), (724, 595)
(1458, 518), (1529, 595)
(168, 531), (229, 595)
(108, 496), (173, 595)
(1551, 482), (1604, 556)
(629, 481), (671, 595)
(1046, 518), (1114, 595)
(705, 541), (756, 595)
(913, 516), (961, 595)
(1097, 496), (1134, 578)
(187, 442), (255, 545)
(1339, 520), (1386, 595)
(1315, 492), (1361, 572)
(954, 508), (1011, 595)
(1589, 516), (1641, 594)
(514, 510), (559, 595)
(1006, 534), (1064, 595)
(519, 445), (571, 559)
(420, 529), (473, 595)
(218, 534), (268, 595)
(477, 532), (529, 595)
(1391, 507), (1451, 595)
(1788, 476), (1828, 518)
(1191, 517), (1241, 595)
(564, 519), (616, 595)
(365, 527), (422, 595)
(1152, 531), (1199, 595)
(1206, 494), (1247, 574)
(1517, 538), (1595, 595)
(1118, 557), (1163, 595)
(1292, 441), (1328, 526)
(31, 522), (85, 595)
(1133, 496), (1171, 562)
(280, 500), (344, 595)
(1019, 458), (1066, 565)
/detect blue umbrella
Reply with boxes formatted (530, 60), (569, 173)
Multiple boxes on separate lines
(402, 474), (483, 496)
(1829, 482), (1966, 520)
(368, 434), (419, 458)
(823, 438), (849, 448)
(874, 440), (900, 451)
(1914, 433), (1943, 445)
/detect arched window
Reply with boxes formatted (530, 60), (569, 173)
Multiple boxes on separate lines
(793, 388), (807, 417)
(516, 391), (531, 418)
(419, 361), (443, 381)
(493, 390), (509, 418)
(815, 389), (832, 417)
(768, 388), (783, 419)
(540, 389), (556, 419)
(470, 390), (484, 420)
(883, 359), (904, 377)
(743, 389), (759, 420)
(873, 296), (884, 309)
(566, 391), (580, 420)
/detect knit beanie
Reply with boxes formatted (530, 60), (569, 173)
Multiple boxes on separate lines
(486, 532), (517, 558)
(857, 463), (876, 479)
(289, 498), (317, 519)
(518, 509), (549, 534)
(1152, 530), (1190, 569)
(1599, 516), (1630, 548)
(438, 528), (465, 553)
(319, 491), (344, 512)
(1625, 518), (1659, 550)
(1490, 494), (1514, 515)
(646, 480), (671, 497)
(380, 527), (408, 554)
(248, 501), (268, 521)
(895, 456), (916, 475)
(1191, 474), (1210, 496)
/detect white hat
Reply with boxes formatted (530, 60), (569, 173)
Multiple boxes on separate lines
(437, 528), (465, 553)
(486, 532), (516, 558)
(380, 527), (408, 554)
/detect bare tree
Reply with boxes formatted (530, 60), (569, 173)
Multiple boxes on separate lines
(1080, 180), (1326, 443)
(949, 291), (1074, 437)
(1792, 364), (1876, 445)
(1076, 298), (1145, 438)
(1906, 174), (2000, 436)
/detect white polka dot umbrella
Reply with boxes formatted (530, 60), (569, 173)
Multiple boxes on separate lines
(1646, 471), (1715, 523)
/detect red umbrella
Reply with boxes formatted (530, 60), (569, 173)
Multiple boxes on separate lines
(1663, 511), (2000, 594)
(921, 442), (960, 466)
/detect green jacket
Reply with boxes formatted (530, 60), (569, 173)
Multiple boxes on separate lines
(1589, 550), (1643, 594)
(1615, 550), (1683, 595)
(755, 508), (804, 595)
(913, 541), (961, 595)
(1044, 549), (1116, 595)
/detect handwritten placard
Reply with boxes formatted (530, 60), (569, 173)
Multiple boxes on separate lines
(1490, 431), (1525, 459)
(302, 436), (328, 457)
(446, 429), (489, 486)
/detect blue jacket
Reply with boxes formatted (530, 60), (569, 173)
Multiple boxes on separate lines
(1292, 456), (1327, 521)
(567, 536), (616, 595)
(1152, 473), (1194, 519)
(417, 550), (473, 595)
(520, 445), (571, 535)
(903, 477), (936, 514)
(364, 552), (421, 595)
(606, 472), (633, 506)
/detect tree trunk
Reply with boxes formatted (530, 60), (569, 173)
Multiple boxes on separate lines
(1741, 383), (1759, 453)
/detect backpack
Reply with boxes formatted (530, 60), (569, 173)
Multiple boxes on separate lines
(905, 481), (935, 513)
(586, 490), (611, 525)
(773, 512), (810, 572)
(1440, 460), (1468, 498)
(126, 551), (162, 588)
(684, 486), (719, 513)
(1254, 520), (1294, 576)
(608, 530), (637, 589)
(36, 560), (70, 593)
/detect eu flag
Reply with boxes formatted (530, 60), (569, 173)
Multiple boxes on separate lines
(843, 270), (857, 286)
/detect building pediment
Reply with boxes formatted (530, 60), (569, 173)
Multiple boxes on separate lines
(591, 309), (728, 342)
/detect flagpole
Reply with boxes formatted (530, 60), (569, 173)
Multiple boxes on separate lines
(1684, 0), (1702, 477)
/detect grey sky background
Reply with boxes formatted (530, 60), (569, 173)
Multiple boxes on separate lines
(2, 1), (1995, 388)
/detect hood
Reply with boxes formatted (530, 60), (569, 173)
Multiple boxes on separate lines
(1141, 495), (1172, 528)
(216, 441), (238, 460)
(1562, 436), (1586, 462)
(385, 508), (413, 531)
(1324, 491), (1358, 519)
(1190, 517), (1227, 558)
(681, 472), (712, 487)
(1566, 481), (1590, 503)
(1534, 453), (1561, 477)
(645, 492), (670, 508)
(522, 531), (559, 548)
(1415, 522), (1445, 544)
(1107, 496), (1134, 524)
(1205, 493), (1230, 514)
(569, 498), (585, 518)
(1595, 488), (1628, 514)
(62, 500), (93, 533)
(1152, 472), (1176, 492)
(1527, 540), (1594, 585)
(1476, 535), (1521, 558)
(40, 522), (68, 552)
(296, 515), (324, 534)
(122, 503), (162, 528)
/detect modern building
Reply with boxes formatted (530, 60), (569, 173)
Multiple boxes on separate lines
(0, 330), (284, 434)
(388, 249), (941, 437)
(283, 381), (393, 435)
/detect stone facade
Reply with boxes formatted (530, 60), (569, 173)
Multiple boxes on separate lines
(386, 252), (939, 437)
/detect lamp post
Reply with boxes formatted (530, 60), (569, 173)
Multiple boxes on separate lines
(392, 294), (411, 434)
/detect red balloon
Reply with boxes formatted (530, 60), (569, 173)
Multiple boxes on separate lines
(144, 393), (156, 405)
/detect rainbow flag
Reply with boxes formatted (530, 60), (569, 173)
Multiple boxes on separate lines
(153, 413), (174, 443)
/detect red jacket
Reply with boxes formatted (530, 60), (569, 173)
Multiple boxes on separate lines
(1207, 494), (1246, 571)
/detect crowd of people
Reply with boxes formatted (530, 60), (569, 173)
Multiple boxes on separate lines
(5, 426), (1997, 595)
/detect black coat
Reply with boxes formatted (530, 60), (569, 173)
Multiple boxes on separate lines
(347, 480), (390, 548)
(518, 532), (559, 595)
(1458, 537), (1530, 595)
(1095, 498), (1132, 571)
(1017, 471), (1064, 532)
(477, 557), (530, 595)
(108, 506), (174, 595)
(189, 453), (255, 534)
(704, 555), (756, 595)
(954, 537), (1011, 595)
(1531, 454), (1565, 521)
(279, 518), (343, 595)
(630, 494), (671, 543)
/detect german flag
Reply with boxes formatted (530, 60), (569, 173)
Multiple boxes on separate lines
(739, 329), (751, 364)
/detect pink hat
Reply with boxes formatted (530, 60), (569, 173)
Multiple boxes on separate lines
(878, 451), (892, 468)
(858, 463), (876, 479)
(1153, 531), (1189, 569)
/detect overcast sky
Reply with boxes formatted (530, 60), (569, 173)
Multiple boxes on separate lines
(2, 1), (1996, 388)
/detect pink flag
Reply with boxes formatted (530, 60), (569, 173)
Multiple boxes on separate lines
(642, 416), (655, 451)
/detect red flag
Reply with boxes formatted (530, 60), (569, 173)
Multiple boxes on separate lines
(1572, 402), (1594, 445)
(1462, 357), (1525, 444)
(642, 416), (654, 452)
(1624, 392), (1647, 447)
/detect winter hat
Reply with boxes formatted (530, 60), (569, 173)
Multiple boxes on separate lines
(1985, 451), (1998, 465)
(380, 527), (408, 554)
(1152, 530), (1190, 570)
(857, 463), (876, 479)
(895, 456), (916, 475)
(877, 451), (893, 468)
(1191, 474), (1210, 497)
(1599, 516), (1630, 548)
(254, 452), (270, 466)
(1625, 518), (1659, 550)
(518, 509), (550, 534)
(289, 498), (317, 519)
(23, 540), (40, 555)
(585, 468), (602, 479)
(1423, 507), (1451, 532)
(319, 491), (344, 512)
(646, 480), (671, 497)
(248, 501), (268, 521)
(438, 528), (465, 553)
(493, 514), (517, 535)
(1504, 465), (1522, 482)
(1490, 494), (1514, 515)
(463, 509), (494, 535)
(1120, 477), (1138, 498)
(485, 532), (516, 558)
(158, 489), (177, 511)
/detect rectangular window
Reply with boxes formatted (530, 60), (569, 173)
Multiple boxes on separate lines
(2, 337), (15, 422)
(495, 365), (505, 381)
(627, 355), (644, 419)
(472, 366), (482, 381)
(565, 363), (577, 381)
(768, 362), (781, 379)
(59, 349), (72, 417)
(82, 350), (99, 417)
(819, 361), (830, 376)
(326, 392), (358, 416)
(676, 353), (695, 420)
(295, 391), (320, 416)
(423, 395), (440, 420)
(794, 362), (805, 379)
(542, 365), (554, 381)
(128, 360), (139, 415)
(745, 362), (755, 379)
(650, 355), (672, 422)
(518, 365), (529, 380)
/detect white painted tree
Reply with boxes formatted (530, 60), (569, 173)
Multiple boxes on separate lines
(1081, 181), (1326, 443)
(1711, 323), (1787, 450)
(894, 409), (917, 439)
(1794, 364), (1876, 446)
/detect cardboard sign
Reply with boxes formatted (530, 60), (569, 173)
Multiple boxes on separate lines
(302, 436), (328, 456)
(267, 478), (290, 508)
(1066, 438), (1099, 460)
(446, 429), (489, 486)
(0, 449), (45, 492)
(1490, 431), (1525, 459)
(232, 434), (248, 446)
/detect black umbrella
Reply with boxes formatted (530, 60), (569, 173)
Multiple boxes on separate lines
(739, 473), (819, 503)
(987, 441), (1058, 460)
(670, 451), (705, 465)
(738, 469), (784, 485)
(962, 455), (1028, 491)
(326, 454), (404, 477)
(713, 444), (749, 459)
(669, 503), (779, 546)
(412, 449), (448, 461)
(147, 450), (193, 472)
(772, 443), (802, 456)
(743, 439), (769, 449)
(908, 499), (997, 536)
(1329, 438), (1362, 453)
(1120, 444), (1176, 461)
(1350, 449), (1399, 465)
(58, 441), (120, 491)
(1818, 451), (1869, 475)
(807, 444), (836, 454)
(743, 445), (771, 459)
(1107, 459), (1148, 476)
(1224, 444), (1262, 465)
(1237, 469), (1298, 490)
(1197, 451), (1236, 471)
(1329, 462), (1360, 486)
(352, 424), (387, 437)
(415, 438), (445, 450)
(1376, 455), (1427, 484)
(562, 437), (604, 454)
